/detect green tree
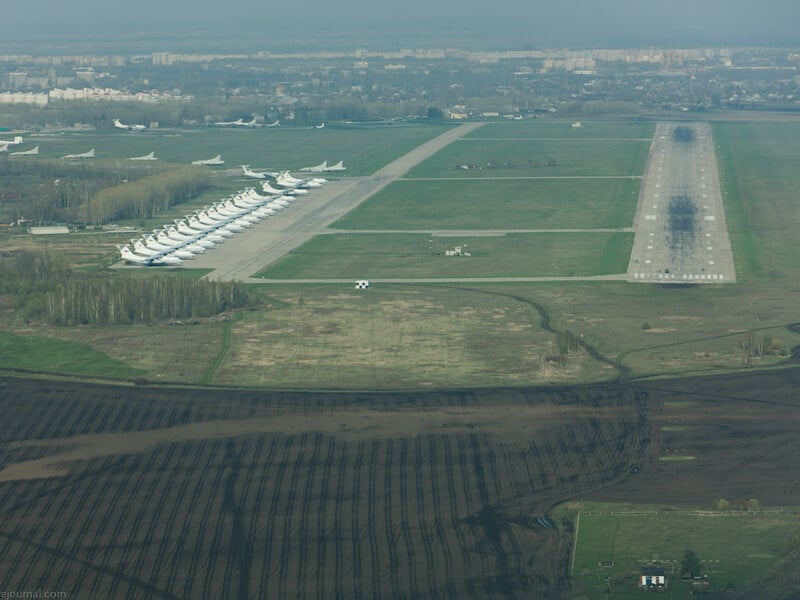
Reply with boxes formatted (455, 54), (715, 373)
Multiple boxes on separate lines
(680, 549), (702, 579)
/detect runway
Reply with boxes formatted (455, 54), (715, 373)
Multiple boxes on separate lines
(626, 122), (736, 284)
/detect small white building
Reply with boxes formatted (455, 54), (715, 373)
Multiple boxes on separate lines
(640, 567), (666, 589)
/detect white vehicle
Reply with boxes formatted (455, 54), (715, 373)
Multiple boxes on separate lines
(241, 165), (276, 179)
(0, 136), (22, 146)
(114, 118), (146, 131)
(324, 160), (347, 172)
(0, 144), (7, 153)
(314, 123), (325, 129)
(9, 146), (39, 156)
(128, 152), (157, 161)
(62, 148), (95, 159)
(192, 154), (224, 166)
(300, 161), (327, 173)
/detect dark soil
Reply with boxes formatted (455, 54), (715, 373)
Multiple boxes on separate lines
(0, 367), (798, 599)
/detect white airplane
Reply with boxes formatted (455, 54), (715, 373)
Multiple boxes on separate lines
(114, 119), (146, 131)
(239, 116), (262, 128)
(241, 165), (276, 179)
(324, 160), (347, 172)
(265, 120), (280, 127)
(10, 146), (39, 156)
(192, 154), (224, 166)
(118, 244), (181, 266)
(263, 180), (307, 196)
(0, 136), (22, 146)
(300, 161), (327, 173)
(0, 144), (7, 153)
(277, 171), (326, 189)
(128, 152), (157, 161)
(62, 148), (95, 159)
(314, 123), (325, 129)
(214, 118), (244, 127)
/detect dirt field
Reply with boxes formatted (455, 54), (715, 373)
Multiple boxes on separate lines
(0, 368), (798, 599)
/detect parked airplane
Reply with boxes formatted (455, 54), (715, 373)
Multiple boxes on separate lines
(277, 171), (326, 189)
(10, 146), (39, 156)
(214, 118), (244, 127)
(263, 180), (307, 196)
(0, 136), (22, 146)
(128, 152), (157, 161)
(114, 118), (146, 131)
(192, 154), (224, 165)
(62, 148), (95, 159)
(0, 144), (7, 153)
(300, 161), (327, 173)
(314, 123), (325, 129)
(265, 120), (280, 127)
(324, 160), (347, 172)
(118, 244), (182, 266)
(241, 165), (276, 179)
(239, 116), (262, 128)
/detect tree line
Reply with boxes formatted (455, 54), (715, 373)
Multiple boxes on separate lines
(0, 158), (163, 224)
(0, 159), (209, 225)
(1, 250), (253, 325)
(81, 166), (209, 224)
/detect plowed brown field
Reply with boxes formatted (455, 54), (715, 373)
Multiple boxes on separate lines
(0, 367), (798, 599)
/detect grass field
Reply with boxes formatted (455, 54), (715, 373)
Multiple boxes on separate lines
(4, 118), (800, 387)
(570, 506), (800, 599)
(406, 138), (650, 178)
(214, 286), (613, 388)
(10, 124), (451, 175)
(463, 121), (655, 140)
(330, 178), (640, 230)
(258, 232), (633, 279)
(0, 331), (143, 379)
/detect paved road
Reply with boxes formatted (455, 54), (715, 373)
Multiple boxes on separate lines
(626, 122), (736, 284)
(323, 228), (634, 235)
(187, 123), (484, 281)
(248, 274), (628, 285)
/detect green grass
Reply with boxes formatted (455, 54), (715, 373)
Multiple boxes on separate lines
(15, 124), (451, 175)
(406, 138), (650, 178)
(713, 121), (800, 283)
(572, 509), (800, 598)
(0, 331), (144, 379)
(258, 232), (633, 279)
(463, 120), (655, 139)
(331, 178), (640, 230)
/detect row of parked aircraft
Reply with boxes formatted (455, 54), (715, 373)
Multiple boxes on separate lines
(118, 171), (328, 266)
(298, 160), (347, 173)
(213, 116), (280, 128)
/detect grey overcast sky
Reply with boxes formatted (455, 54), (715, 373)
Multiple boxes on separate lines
(1, 0), (798, 49)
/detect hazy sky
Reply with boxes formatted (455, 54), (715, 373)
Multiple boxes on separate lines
(2, 0), (798, 49)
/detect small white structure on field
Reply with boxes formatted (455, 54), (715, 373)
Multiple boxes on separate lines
(640, 567), (666, 589)
(445, 245), (471, 257)
(355, 280), (370, 289)
(572, 121), (583, 128)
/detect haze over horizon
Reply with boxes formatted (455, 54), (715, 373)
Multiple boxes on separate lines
(2, 0), (798, 51)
